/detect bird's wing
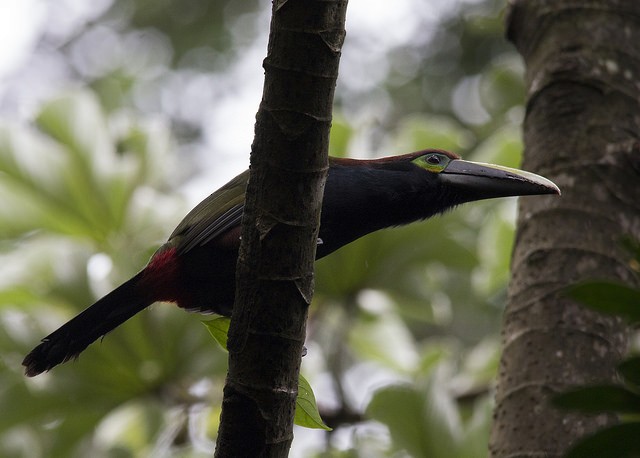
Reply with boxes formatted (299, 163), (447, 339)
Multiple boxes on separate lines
(170, 169), (249, 254)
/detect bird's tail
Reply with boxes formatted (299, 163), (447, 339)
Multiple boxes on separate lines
(22, 272), (151, 377)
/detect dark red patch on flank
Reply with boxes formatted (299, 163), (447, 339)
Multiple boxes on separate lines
(141, 246), (181, 302)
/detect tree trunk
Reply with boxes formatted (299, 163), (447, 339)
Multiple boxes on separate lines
(490, 1), (640, 456)
(214, 1), (348, 457)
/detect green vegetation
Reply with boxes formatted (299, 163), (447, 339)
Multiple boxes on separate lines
(0, 1), (528, 456)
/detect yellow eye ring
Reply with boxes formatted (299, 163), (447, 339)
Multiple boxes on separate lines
(413, 153), (451, 173)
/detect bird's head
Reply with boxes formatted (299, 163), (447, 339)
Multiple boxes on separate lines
(404, 149), (560, 203)
(312, 149), (560, 258)
(325, 149), (559, 222)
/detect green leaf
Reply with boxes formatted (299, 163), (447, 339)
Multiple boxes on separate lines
(457, 397), (493, 458)
(36, 92), (119, 236)
(349, 305), (419, 372)
(395, 114), (474, 153)
(368, 386), (432, 458)
(328, 115), (353, 158)
(0, 286), (44, 308)
(294, 374), (331, 430)
(470, 125), (523, 169)
(0, 126), (97, 238)
(553, 385), (640, 414)
(368, 368), (462, 458)
(474, 206), (515, 296)
(479, 59), (525, 116)
(566, 281), (640, 324)
(202, 317), (231, 351)
(565, 422), (640, 458)
(203, 317), (329, 430)
(618, 357), (640, 389)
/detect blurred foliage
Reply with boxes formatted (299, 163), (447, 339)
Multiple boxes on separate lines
(110, 0), (262, 63)
(367, 364), (493, 458)
(553, 242), (640, 458)
(203, 317), (330, 431)
(0, 0), (529, 456)
(0, 91), (227, 458)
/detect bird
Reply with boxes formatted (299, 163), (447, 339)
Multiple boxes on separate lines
(22, 149), (560, 376)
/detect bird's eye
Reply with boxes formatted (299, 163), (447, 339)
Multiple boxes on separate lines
(412, 152), (451, 173)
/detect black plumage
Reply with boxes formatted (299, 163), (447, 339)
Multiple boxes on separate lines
(23, 149), (559, 376)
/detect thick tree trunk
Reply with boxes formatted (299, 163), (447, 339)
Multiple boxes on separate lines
(214, 1), (348, 457)
(490, 1), (640, 456)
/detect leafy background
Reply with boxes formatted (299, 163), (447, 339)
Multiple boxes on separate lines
(0, 0), (528, 456)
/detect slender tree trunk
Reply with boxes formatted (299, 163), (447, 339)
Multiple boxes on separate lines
(490, 1), (640, 456)
(214, 1), (348, 457)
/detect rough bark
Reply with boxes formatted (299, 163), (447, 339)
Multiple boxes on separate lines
(214, 1), (348, 457)
(490, 1), (640, 456)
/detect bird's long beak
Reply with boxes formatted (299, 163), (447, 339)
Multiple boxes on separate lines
(440, 159), (561, 200)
